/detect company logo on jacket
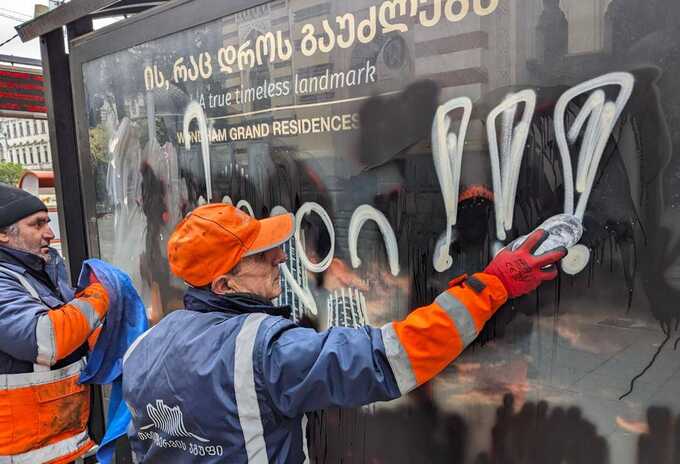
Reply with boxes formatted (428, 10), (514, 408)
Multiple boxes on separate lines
(136, 400), (224, 457)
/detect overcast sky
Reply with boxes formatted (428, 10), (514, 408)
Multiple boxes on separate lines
(0, 1), (120, 61)
(0, 1), (49, 59)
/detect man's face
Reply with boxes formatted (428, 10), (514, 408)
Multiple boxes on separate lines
(225, 247), (288, 300)
(0, 211), (55, 259)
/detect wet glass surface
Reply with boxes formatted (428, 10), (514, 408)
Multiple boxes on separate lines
(80, 0), (680, 461)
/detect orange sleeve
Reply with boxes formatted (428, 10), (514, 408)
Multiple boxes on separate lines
(87, 326), (103, 351)
(381, 273), (507, 393)
(36, 283), (110, 365)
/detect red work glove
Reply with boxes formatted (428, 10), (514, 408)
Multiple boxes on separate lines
(484, 229), (567, 298)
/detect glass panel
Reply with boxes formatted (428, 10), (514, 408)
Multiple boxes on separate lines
(80, 0), (680, 461)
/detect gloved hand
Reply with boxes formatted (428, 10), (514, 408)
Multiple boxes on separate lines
(76, 282), (110, 321)
(88, 272), (100, 285)
(484, 229), (567, 298)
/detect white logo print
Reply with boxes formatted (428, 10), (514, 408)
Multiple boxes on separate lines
(140, 399), (209, 443)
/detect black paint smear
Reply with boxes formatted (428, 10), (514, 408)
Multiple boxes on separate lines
(357, 80), (439, 173)
(139, 161), (180, 314)
(307, 388), (468, 464)
(637, 406), (680, 464)
(620, 327), (671, 400)
(478, 394), (610, 464)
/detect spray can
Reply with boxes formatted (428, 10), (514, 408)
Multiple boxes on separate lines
(505, 214), (589, 275)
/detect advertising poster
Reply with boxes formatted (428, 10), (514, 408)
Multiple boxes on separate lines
(79, 0), (680, 461)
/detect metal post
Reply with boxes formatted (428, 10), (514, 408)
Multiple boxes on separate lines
(40, 20), (109, 464)
(40, 28), (89, 284)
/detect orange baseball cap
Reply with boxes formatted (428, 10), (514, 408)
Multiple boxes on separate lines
(168, 203), (294, 287)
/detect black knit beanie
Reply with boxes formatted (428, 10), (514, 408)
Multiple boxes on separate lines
(0, 183), (48, 228)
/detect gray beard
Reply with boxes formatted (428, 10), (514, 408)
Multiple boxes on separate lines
(8, 240), (51, 262)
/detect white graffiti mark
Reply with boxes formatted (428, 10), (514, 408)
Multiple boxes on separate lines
(236, 199), (255, 217)
(222, 195), (233, 205)
(433, 228), (459, 271)
(270, 205), (288, 216)
(170, 74), (635, 283)
(431, 97), (473, 272)
(554, 72), (634, 274)
(272, 206), (318, 317)
(183, 101), (212, 202)
(295, 202), (336, 273)
(348, 205), (400, 276)
(554, 72), (634, 219)
(486, 90), (537, 242)
(280, 264), (318, 316)
(327, 287), (368, 328)
(561, 244), (591, 275)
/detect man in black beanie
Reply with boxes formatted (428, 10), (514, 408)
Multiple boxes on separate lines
(0, 183), (53, 257)
(0, 184), (111, 462)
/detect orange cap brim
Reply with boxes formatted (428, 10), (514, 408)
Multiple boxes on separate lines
(244, 213), (295, 256)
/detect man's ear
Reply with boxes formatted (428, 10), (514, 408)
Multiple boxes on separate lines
(211, 274), (240, 294)
(211, 275), (230, 295)
(0, 232), (9, 245)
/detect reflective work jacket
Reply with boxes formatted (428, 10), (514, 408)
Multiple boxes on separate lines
(0, 249), (95, 463)
(123, 273), (507, 463)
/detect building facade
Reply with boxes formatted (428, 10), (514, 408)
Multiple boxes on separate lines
(0, 118), (52, 170)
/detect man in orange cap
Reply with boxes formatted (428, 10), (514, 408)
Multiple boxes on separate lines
(122, 203), (566, 463)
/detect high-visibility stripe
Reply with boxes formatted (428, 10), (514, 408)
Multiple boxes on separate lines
(76, 283), (109, 319)
(0, 266), (63, 373)
(393, 301), (464, 386)
(70, 299), (101, 331)
(0, 430), (92, 464)
(301, 414), (310, 464)
(123, 326), (156, 365)
(382, 274), (507, 391)
(234, 313), (269, 464)
(0, 266), (40, 300)
(434, 291), (478, 347)
(380, 322), (417, 394)
(46, 306), (92, 362)
(447, 273), (508, 331)
(35, 314), (56, 366)
(0, 358), (85, 390)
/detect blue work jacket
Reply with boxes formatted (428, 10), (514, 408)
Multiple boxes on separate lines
(122, 288), (401, 463)
(0, 246), (85, 374)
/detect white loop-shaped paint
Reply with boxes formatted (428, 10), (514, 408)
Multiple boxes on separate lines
(553, 72), (634, 216)
(348, 205), (400, 276)
(574, 102), (618, 221)
(279, 264), (318, 315)
(561, 244), (590, 275)
(270, 205), (288, 216)
(273, 205), (317, 316)
(486, 89), (537, 241)
(236, 199), (255, 217)
(222, 195), (233, 205)
(183, 101), (212, 202)
(572, 91), (606, 193)
(431, 97), (473, 271)
(433, 228), (459, 273)
(294, 202), (335, 273)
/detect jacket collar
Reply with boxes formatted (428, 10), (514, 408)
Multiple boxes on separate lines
(183, 286), (292, 318)
(0, 246), (63, 296)
(0, 244), (46, 273)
